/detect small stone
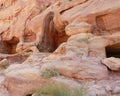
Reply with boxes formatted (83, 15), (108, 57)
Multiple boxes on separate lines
(0, 59), (9, 69)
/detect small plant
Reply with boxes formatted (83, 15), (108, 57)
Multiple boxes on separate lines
(34, 83), (84, 96)
(77, 38), (88, 42)
(41, 67), (60, 78)
(63, 0), (72, 2)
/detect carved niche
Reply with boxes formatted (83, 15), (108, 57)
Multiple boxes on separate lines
(96, 12), (120, 31)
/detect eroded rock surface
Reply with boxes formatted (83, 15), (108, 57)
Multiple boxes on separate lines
(0, 0), (119, 96)
(4, 64), (47, 96)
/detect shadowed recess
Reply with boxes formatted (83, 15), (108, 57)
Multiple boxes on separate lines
(37, 12), (68, 52)
(106, 43), (120, 58)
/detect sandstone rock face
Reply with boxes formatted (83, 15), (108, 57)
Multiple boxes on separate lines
(0, 75), (9, 96)
(42, 33), (108, 80)
(85, 80), (120, 96)
(65, 22), (92, 36)
(0, 0), (57, 54)
(41, 59), (108, 80)
(0, 0), (119, 96)
(4, 64), (47, 96)
(0, 0), (120, 56)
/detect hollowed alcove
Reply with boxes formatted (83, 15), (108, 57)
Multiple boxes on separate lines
(0, 37), (19, 54)
(37, 12), (69, 53)
(106, 43), (120, 58)
(0, 37), (28, 64)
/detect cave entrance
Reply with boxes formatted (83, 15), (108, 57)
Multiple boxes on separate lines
(0, 37), (19, 54)
(26, 94), (32, 96)
(106, 43), (120, 58)
(37, 12), (69, 53)
(37, 27), (68, 53)
(0, 37), (29, 64)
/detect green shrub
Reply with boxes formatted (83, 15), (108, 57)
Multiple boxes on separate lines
(63, 0), (72, 3)
(34, 83), (84, 96)
(41, 67), (60, 78)
(77, 38), (88, 42)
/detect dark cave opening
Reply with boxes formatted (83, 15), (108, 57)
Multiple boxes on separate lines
(37, 27), (68, 53)
(0, 37), (29, 64)
(0, 37), (19, 54)
(26, 94), (32, 96)
(106, 43), (120, 58)
(37, 12), (69, 53)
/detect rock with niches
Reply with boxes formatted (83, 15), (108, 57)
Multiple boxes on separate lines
(0, 0), (120, 96)
(0, 0), (120, 54)
(0, 0), (56, 54)
(0, 85), (10, 96)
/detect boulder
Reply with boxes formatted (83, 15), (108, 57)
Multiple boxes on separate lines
(41, 58), (108, 80)
(0, 59), (9, 69)
(4, 64), (47, 96)
(102, 57), (120, 71)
